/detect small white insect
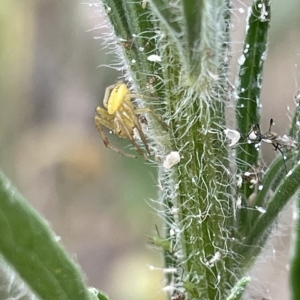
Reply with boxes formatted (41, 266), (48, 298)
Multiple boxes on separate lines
(236, 195), (242, 210)
(206, 251), (221, 267)
(147, 54), (162, 62)
(236, 174), (243, 188)
(224, 128), (241, 147)
(163, 151), (181, 169)
(255, 206), (266, 214)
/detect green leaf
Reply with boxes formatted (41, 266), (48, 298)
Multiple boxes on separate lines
(147, 0), (182, 41)
(235, 0), (271, 231)
(247, 154), (286, 228)
(226, 276), (251, 300)
(101, 1), (131, 41)
(102, 0), (162, 92)
(0, 171), (91, 300)
(0, 257), (39, 299)
(236, 0), (271, 173)
(290, 193), (300, 300)
(149, 0), (229, 81)
(289, 97), (300, 300)
(238, 160), (300, 265)
(88, 287), (110, 300)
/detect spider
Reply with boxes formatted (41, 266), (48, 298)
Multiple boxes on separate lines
(247, 118), (297, 173)
(247, 118), (297, 152)
(94, 82), (167, 159)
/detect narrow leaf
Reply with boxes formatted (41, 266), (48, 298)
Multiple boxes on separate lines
(0, 171), (91, 300)
(236, 0), (271, 173)
(290, 194), (300, 300)
(239, 161), (300, 264)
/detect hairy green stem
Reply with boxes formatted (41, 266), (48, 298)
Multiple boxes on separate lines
(99, 0), (300, 299)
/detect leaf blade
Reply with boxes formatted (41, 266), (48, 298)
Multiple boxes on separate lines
(0, 171), (91, 300)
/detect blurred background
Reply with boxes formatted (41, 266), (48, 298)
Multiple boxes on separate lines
(0, 0), (300, 299)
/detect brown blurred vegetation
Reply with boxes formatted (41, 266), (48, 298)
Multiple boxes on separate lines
(0, 0), (300, 299)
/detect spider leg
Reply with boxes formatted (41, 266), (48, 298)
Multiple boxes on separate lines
(272, 142), (279, 151)
(94, 116), (137, 158)
(272, 142), (287, 174)
(134, 107), (168, 131)
(255, 123), (261, 134)
(122, 103), (151, 155)
(95, 107), (116, 130)
(128, 93), (158, 101)
(127, 94), (168, 130)
(115, 111), (149, 160)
